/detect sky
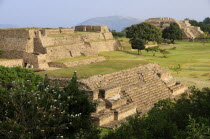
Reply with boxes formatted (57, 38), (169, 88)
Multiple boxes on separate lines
(0, 0), (209, 28)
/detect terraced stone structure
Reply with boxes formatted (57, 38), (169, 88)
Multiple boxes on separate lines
(145, 17), (203, 39)
(77, 63), (188, 128)
(0, 26), (121, 69)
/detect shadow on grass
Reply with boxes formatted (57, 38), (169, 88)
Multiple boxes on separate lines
(120, 50), (139, 55)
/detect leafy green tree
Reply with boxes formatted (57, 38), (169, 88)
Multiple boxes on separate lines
(0, 67), (99, 138)
(145, 46), (160, 56)
(129, 38), (146, 55)
(111, 30), (126, 38)
(199, 32), (209, 45)
(103, 87), (210, 139)
(203, 17), (210, 24)
(188, 19), (199, 26)
(0, 50), (3, 56)
(126, 23), (162, 55)
(162, 23), (183, 44)
(169, 64), (182, 74)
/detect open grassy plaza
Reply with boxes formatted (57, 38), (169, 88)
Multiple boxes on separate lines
(38, 38), (210, 88)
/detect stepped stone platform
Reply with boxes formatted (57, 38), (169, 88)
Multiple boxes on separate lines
(0, 26), (122, 70)
(49, 63), (188, 128)
(79, 64), (188, 128)
(145, 17), (203, 40)
(48, 56), (106, 68)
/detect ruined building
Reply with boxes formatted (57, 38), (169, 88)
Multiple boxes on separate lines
(145, 17), (203, 39)
(0, 26), (121, 69)
(49, 63), (188, 128)
(75, 25), (109, 33)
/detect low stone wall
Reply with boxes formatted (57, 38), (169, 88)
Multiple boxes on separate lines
(0, 59), (23, 67)
(46, 40), (121, 61)
(48, 56), (106, 68)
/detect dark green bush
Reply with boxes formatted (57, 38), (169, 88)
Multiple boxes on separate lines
(103, 87), (210, 139)
(0, 67), (99, 138)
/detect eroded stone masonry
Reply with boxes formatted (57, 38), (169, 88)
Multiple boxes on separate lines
(49, 63), (188, 128)
(0, 26), (121, 69)
(145, 17), (203, 39)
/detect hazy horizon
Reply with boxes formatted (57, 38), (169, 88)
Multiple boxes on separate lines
(0, 0), (209, 28)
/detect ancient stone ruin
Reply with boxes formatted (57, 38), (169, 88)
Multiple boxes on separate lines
(0, 26), (122, 69)
(145, 17), (203, 39)
(49, 63), (188, 128)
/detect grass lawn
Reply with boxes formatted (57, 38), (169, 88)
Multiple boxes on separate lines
(37, 38), (210, 88)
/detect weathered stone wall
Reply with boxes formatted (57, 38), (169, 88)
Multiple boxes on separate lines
(40, 32), (112, 47)
(0, 27), (120, 69)
(75, 25), (109, 33)
(0, 59), (23, 67)
(40, 28), (74, 36)
(46, 40), (121, 61)
(0, 29), (33, 52)
(48, 56), (106, 68)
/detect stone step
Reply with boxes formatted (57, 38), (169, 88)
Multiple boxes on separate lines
(114, 103), (137, 121)
(99, 86), (121, 99)
(169, 83), (188, 96)
(105, 97), (127, 109)
(91, 110), (115, 126)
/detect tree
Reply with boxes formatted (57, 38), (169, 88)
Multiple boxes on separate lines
(0, 50), (3, 56)
(0, 67), (99, 138)
(126, 23), (162, 55)
(199, 32), (209, 45)
(162, 23), (183, 44)
(203, 17), (210, 24)
(145, 46), (160, 56)
(129, 38), (146, 55)
(103, 87), (210, 139)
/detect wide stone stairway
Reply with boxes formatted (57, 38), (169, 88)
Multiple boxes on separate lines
(79, 64), (188, 128)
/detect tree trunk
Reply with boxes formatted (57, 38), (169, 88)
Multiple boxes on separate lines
(138, 49), (140, 55)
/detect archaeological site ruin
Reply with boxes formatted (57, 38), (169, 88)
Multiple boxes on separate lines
(0, 22), (189, 128)
(49, 64), (188, 128)
(145, 17), (203, 39)
(0, 26), (121, 69)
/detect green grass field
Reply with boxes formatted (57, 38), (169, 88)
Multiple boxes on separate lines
(38, 38), (210, 88)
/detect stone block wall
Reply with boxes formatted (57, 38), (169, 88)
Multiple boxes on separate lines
(46, 40), (121, 61)
(0, 27), (121, 69)
(0, 59), (23, 67)
(0, 29), (33, 52)
(75, 25), (109, 33)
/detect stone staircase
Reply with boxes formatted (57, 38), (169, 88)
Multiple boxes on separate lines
(176, 21), (203, 39)
(79, 64), (188, 128)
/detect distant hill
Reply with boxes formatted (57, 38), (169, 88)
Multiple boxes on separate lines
(0, 24), (18, 28)
(77, 16), (143, 32)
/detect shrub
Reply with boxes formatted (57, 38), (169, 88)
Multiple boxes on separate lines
(0, 67), (99, 138)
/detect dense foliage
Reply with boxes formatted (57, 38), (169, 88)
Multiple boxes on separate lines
(103, 87), (210, 139)
(111, 30), (126, 38)
(145, 46), (159, 56)
(162, 23), (183, 44)
(187, 17), (210, 34)
(0, 50), (3, 56)
(126, 23), (162, 55)
(0, 67), (99, 138)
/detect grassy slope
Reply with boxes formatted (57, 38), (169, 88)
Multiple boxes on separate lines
(38, 38), (210, 88)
